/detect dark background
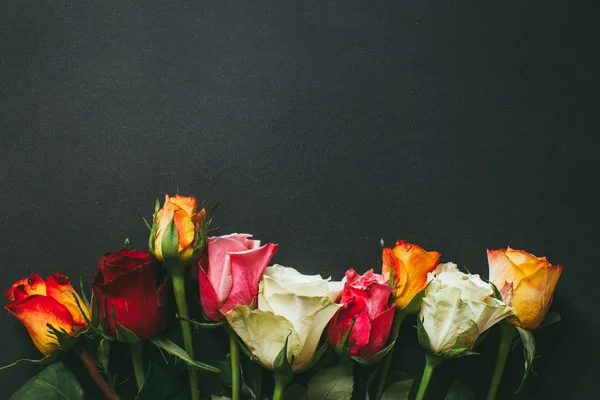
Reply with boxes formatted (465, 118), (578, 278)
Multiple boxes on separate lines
(1, 0), (598, 399)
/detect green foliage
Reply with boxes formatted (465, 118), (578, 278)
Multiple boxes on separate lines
(9, 362), (84, 400)
(445, 379), (475, 400)
(306, 359), (354, 400)
(135, 362), (188, 400)
(150, 336), (221, 373)
(515, 326), (536, 392)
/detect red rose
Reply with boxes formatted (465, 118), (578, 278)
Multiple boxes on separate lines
(199, 234), (278, 321)
(328, 269), (395, 360)
(92, 249), (168, 339)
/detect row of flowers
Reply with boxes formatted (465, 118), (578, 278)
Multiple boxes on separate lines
(2, 194), (562, 400)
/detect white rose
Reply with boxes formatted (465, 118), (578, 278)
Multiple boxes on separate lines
(419, 263), (513, 355)
(226, 264), (343, 371)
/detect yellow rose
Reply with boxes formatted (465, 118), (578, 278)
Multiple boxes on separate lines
(487, 247), (562, 329)
(151, 194), (206, 264)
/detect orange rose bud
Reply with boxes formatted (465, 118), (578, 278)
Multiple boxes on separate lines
(382, 240), (441, 312)
(487, 247), (562, 329)
(4, 273), (90, 356)
(151, 194), (206, 264)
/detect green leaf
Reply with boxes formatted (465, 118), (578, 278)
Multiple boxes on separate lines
(78, 275), (90, 310)
(0, 353), (58, 371)
(445, 379), (475, 400)
(97, 339), (110, 375)
(515, 326), (536, 393)
(273, 334), (294, 373)
(9, 361), (84, 400)
(150, 336), (221, 373)
(416, 317), (430, 351)
(211, 396), (231, 400)
(112, 305), (140, 343)
(161, 215), (181, 264)
(366, 370), (412, 400)
(538, 311), (561, 329)
(306, 359), (354, 400)
(284, 383), (307, 400)
(136, 362), (188, 400)
(177, 314), (226, 329)
(381, 377), (414, 400)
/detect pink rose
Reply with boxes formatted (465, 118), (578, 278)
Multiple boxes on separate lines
(328, 269), (395, 360)
(199, 234), (278, 321)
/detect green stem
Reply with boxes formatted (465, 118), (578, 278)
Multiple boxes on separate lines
(374, 310), (406, 400)
(486, 323), (518, 400)
(131, 341), (146, 391)
(272, 371), (293, 400)
(171, 265), (199, 400)
(229, 331), (241, 400)
(415, 353), (442, 400)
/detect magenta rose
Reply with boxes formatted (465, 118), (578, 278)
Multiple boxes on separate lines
(199, 234), (278, 321)
(327, 268), (395, 360)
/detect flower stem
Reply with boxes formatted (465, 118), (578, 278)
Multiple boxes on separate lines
(415, 352), (442, 400)
(229, 331), (241, 400)
(272, 371), (293, 400)
(131, 341), (145, 391)
(171, 265), (199, 400)
(74, 344), (121, 400)
(374, 310), (406, 400)
(486, 323), (518, 400)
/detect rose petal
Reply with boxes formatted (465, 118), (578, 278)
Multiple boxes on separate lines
(5, 295), (75, 355)
(513, 264), (563, 329)
(46, 272), (90, 327)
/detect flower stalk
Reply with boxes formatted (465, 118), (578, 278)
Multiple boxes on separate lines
(229, 330), (241, 400)
(415, 352), (442, 400)
(131, 341), (145, 391)
(74, 344), (121, 400)
(374, 310), (406, 400)
(272, 371), (293, 400)
(171, 264), (199, 400)
(486, 323), (518, 400)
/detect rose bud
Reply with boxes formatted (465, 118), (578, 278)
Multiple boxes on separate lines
(92, 250), (168, 340)
(487, 247), (563, 329)
(419, 263), (513, 356)
(226, 264), (343, 372)
(327, 269), (395, 360)
(5, 273), (90, 355)
(382, 240), (441, 313)
(199, 234), (278, 321)
(150, 194), (206, 264)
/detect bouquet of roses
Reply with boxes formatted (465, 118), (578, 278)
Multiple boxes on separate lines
(1, 194), (562, 400)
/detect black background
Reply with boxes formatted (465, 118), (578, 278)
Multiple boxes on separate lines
(1, 1), (598, 399)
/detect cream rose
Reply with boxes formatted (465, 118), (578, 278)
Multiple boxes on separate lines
(226, 264), (343, 371)
(419, 263), (513, 355)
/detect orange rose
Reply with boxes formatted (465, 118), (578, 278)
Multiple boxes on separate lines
(151, 194), (206, 263)
(487, 247), (562, 329)
(382, 240), (441, 312)
(4, 273), (90, 355)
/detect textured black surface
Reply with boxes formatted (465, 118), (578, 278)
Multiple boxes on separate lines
(1, 1), (598, 399)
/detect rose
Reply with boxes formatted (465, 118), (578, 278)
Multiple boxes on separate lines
(487, 247), (562, 329)
(327, 269), (394, 360)
(92, 249), (168, 339)
(382, 240), (441, 312)
(5, 273), (90, 355)
(151, 194), (206, 264)
(226, 264), (343, 372)
(419, 263), (513, 355)
(199, 234), (278, 321)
